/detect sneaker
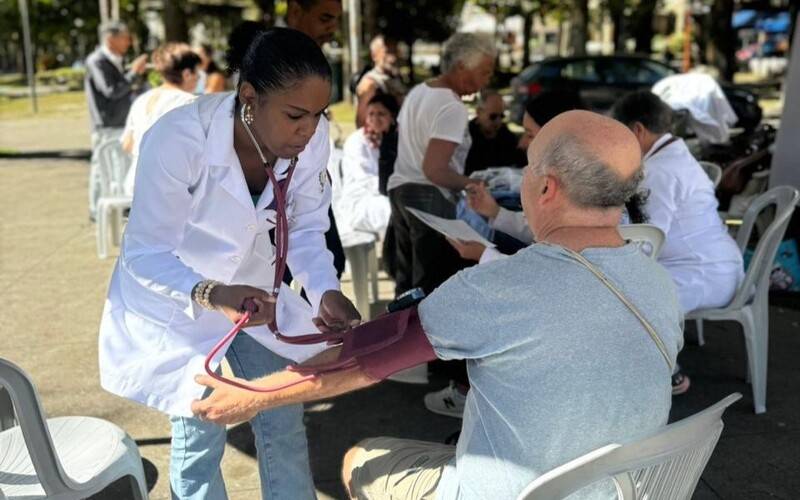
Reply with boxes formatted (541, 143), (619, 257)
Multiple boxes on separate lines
(672, 372), (691, 395)
(424, 382), (467, 418)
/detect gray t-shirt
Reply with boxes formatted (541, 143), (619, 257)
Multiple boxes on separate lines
(419, 243), (684, 500)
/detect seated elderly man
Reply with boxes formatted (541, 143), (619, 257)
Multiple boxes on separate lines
(192, 111), (684, 500)
(464, 89), (527, 176)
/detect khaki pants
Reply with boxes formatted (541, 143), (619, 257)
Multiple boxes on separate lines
(348, 437), (455, 500)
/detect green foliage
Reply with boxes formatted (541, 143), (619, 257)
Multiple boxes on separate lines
(376, 0), (464, 44)
(37, 67), (86, 90)
(0, 0), (140, 70)
(0, 68), (85, 90)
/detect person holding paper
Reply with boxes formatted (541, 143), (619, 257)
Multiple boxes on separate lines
(450, 90), (587, 265)
(192, 110), (684, 500)
(386, 32), (495, 296)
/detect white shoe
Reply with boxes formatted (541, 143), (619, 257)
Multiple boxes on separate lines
(424, 382), (466, 418)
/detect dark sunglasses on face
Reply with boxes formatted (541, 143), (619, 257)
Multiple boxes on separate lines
(489, 113), (504, 121)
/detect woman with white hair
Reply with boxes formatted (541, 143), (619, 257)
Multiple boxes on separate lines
(387, 32), (495, 296)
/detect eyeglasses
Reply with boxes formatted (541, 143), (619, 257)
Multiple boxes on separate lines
(488, 113), (505, 121)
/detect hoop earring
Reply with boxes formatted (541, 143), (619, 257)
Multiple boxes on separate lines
(241, 103), (255, 126)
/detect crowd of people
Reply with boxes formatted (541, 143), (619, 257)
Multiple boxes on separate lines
(87, 0), (746, 498)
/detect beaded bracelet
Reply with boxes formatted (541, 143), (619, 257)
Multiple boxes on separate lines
(193, 280), (221, 310)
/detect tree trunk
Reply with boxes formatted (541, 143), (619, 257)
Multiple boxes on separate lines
(608, 0), (626, 53)
(706, 0), (736, 80)
(632, 0), (656, 54)
(523, 12), (534, 65)
(569, 0), (588, 56)
(164, 0), (189, 42)
(363, 0), (379, 45)
(407, 37), (416, 84)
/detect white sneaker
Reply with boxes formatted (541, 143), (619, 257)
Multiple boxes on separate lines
(424, 382), (467, 418)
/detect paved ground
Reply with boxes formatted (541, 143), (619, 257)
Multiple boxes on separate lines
(1, 157), (798, 500)
(1, 91), (799, 500)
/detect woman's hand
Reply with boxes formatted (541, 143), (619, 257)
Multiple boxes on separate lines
(313, 290), (362, 333)
(209, 284), (276, 326)
(448, 238), (487, 262)
(466, 182), (500, 219)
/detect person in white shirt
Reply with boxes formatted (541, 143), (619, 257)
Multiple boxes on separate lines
(120, 43), (201, 196)
(98, 29), (359, 500)
(336, 93), (399, 237)
(610, 91), (744, 313)
(387, 32), (495, 296)
(610, 90), (744, 395)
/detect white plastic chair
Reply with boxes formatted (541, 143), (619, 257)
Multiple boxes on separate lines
(618, 224), (666, 259)
(687, 186), (799, 414)
(329, 146), (381, 319)
(698, 161), (723, 188)
(0, 358), (148, 500)
(517, 393), (742, 500)
(95, 139), (133, 259)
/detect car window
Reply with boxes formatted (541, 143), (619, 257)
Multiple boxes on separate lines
(603, 59), (670, 85)
(560, 60), (601, 82)
(520, 61), (563, 82)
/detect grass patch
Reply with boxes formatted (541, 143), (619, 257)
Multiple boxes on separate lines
(328, 100), (355, 125)
(0, 91), (87, 121)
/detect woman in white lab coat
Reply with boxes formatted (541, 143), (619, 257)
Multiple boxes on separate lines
(98, 28), (359, 500)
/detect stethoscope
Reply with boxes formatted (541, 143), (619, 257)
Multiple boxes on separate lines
(203, 102), (349, 392)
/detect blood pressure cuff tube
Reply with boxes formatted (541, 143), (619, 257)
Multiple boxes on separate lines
(291, 306), (438, 381)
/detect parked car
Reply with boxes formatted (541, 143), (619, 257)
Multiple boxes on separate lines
(510, 55), (762, 131)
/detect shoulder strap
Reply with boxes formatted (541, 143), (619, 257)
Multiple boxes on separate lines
(559, 246), (674, 371)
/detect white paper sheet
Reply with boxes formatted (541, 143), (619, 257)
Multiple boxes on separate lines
(406, 207), (496, 248)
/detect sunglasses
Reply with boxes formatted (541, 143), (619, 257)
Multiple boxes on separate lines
(488, 113), (505, 121)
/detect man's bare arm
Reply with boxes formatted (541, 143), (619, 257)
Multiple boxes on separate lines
(191, 346), (378, 425)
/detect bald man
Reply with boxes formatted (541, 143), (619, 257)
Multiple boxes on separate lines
(192, 111), (684, 500)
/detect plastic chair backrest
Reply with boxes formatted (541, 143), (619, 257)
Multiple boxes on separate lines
(0, 385), (14, 430)
(517, 393), (742, 500)
(618, 224), (665, 259)
(0, 358), (79, 496)
(96, 139), (132, 198)
(728, 186), (799, 309)
(699, 161), (723, 188)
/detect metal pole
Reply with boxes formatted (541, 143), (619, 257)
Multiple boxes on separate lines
(18, 0), (37, 114)
(111, 0), (119, 21)
(99, 0), (109, 25)
(347, 0), (360, 103)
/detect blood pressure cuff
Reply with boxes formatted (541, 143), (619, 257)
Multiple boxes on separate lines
(289, 306), (438, 381)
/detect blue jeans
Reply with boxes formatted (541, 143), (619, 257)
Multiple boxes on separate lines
(169, 333), (315, 500)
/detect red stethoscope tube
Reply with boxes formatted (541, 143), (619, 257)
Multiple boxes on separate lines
(202, 159), (348, 392)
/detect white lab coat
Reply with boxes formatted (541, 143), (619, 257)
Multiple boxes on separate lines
(98, 93), (339, 417)
(335, 128), (391, 236)
(642, 134), (744, 312)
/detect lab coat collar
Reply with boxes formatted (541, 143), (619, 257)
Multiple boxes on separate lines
(203, 93), (291, 213)
(644, 133), (674, 162)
